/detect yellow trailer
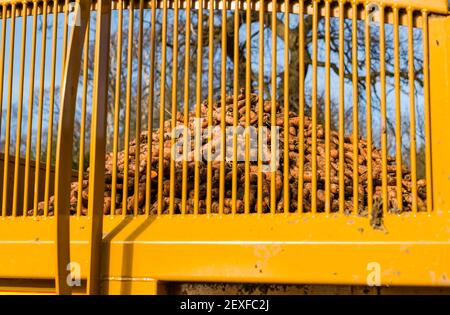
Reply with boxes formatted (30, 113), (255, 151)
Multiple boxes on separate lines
(0, 0), (449, 294)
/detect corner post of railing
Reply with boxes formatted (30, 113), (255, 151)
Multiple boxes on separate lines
(86, 0), (111, 295)
(428, 11), (450, 214)
(54, 0), (91, 295)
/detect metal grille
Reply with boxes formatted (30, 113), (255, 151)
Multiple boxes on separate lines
(100, 0), (434, 217)
(0, 0), (449, 295)
(0, 0), (68, 216)
(0, 0), (439, 218)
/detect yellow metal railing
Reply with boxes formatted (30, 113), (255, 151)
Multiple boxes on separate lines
(92, 0), (437, 217)
(0, 0), (449, 294)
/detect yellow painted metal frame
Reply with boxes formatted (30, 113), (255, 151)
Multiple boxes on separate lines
(54, 0), (92, 294)
(85, 0), (111, 295)
(0, 213), (449, 294)
(430, 16), (450, 214)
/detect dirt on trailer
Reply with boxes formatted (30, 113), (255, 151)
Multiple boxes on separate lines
(31, 91), (427, 221)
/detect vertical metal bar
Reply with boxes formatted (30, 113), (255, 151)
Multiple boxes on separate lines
(23, 1), (38, 216)
(111, 0), (123, 217)
(365, 3), (373, 219)
(379, 5), (388, 215)
(338, 0), (345, 214)
(311, 0), (318, 214)
(54, 0), (91, 295)
(282, 0), (289, 214)
(33, 0), (48, 217)
(232, 0), (239, 215)
(244, 0), (251, 214)
(181, 0), (191, 215)
(77, 18), (90, 217)
(422, 10), (432, 214)
(270, 0), (276, 215)
(206, 0), (214, 215)
(407, 8), (418, 214)
(134, 0), (144, 216)
(219, 0), (226, 215)
(298, 0), (304, 214)
(351, 1), (359, 214)
(257, 0), (264, 215)
(393, 7), (402, 211)
(44, 1), (59, 216)
(146, 0), (157, 216)
(324, 0), (331, 214)
(1, 3), (16, 217)
(122, 0), (134, 216)
(194, 0), (203, 215)
(12, 3), (28, 217)
(169, 0), (179, 216)
(85, 0), (111, 294)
